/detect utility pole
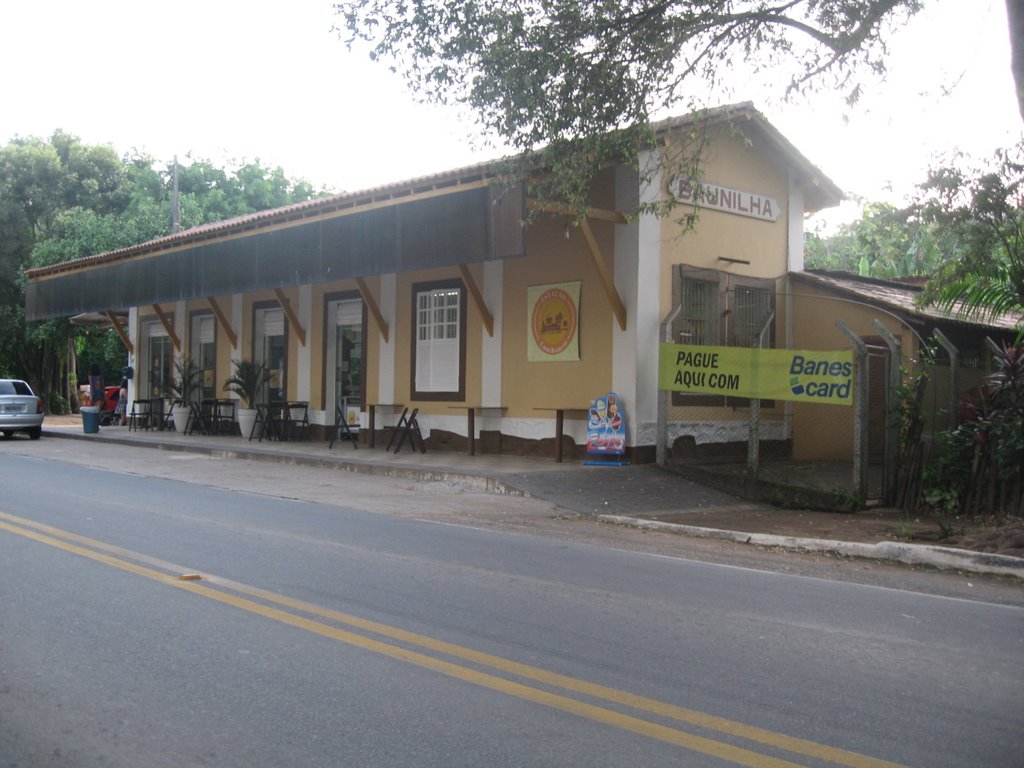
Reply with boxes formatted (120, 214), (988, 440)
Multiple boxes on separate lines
(172, 156), (181, 234)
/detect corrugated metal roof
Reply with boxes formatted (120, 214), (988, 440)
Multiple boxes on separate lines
(26, 164), (502, 279)
(25, 185), (526, 321)
(794, 270), (1023, 332)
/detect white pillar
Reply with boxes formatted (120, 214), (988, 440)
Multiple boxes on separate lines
(482, 259), (503, 405)
(787, 172), (805, 273)
(127, 306), (139, 404)
(231, 294), (244, 364)
(175, 300), (186, 360)
(612, 150), (662, 449)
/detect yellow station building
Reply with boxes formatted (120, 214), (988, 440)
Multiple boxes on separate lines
(26, 103), (874, 462)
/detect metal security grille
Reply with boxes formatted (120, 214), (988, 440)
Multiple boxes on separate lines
(677, 278), (718, 345)
(733, 285), (773, 346)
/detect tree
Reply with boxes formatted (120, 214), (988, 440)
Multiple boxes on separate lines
(805, 200), (958, 278)
(0, 135), (119, 408)
(914, 147), (1024, 328)
(336, 0), (930, 211)
(805, 147), (1023, 332)
(0, 132), (325, 411)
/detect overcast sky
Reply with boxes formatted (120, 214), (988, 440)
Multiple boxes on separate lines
(2, 0), (1019, 230)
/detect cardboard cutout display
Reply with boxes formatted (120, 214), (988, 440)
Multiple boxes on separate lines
(584, 391), (628, 466)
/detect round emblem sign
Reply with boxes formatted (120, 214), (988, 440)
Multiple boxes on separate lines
(531, 288), (578, 355)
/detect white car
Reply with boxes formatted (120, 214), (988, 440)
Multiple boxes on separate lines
(0, 379), (44, 439)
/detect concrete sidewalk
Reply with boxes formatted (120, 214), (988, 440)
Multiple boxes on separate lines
(41, 419), (1024, 578)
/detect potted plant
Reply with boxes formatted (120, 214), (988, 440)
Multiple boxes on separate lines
(169, 357), (202, 433)
(223, 358), (269, 438)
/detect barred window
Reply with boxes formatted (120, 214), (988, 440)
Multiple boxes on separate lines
(678, 278), (719, 345)
(733, 285), (773, 348)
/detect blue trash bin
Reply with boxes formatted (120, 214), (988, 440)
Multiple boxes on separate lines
(81, 406), (100, 433)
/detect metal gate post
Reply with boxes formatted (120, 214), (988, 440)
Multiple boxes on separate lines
(837, 321), (869, 503)
(932, 329), (960, 430)
(872, 320), (902, 506)
(748, 311), (775, 476)
(657, 306), (683, 466)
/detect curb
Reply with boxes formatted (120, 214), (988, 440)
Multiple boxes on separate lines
(43, 428), (527, 497)
(44, 428), (1024, 578)
(598, 515), (1024, 578)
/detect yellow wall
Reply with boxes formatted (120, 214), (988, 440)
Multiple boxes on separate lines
(500, 213), (617, 419)
(659, 126), (795, 432)
(789, 279), (918, 460)
(659, 126), (794, 313)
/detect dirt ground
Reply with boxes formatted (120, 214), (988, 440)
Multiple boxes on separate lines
(641, 505), (1024, 558)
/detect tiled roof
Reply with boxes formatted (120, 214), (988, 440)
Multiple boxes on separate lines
(27, 103), (842, 279)
(794, 270), (1023, 332)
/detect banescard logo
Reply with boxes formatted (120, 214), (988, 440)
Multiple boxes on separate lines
(788, 354), (853, 399)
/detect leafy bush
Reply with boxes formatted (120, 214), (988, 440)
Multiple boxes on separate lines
(919, 341), (1024, 519)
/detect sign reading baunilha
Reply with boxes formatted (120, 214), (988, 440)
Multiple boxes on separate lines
(669, 177), (782, 223)
(658, 344), (854, 406)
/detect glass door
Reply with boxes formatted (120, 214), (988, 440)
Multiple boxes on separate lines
(191, 314), (216, 400)
(254, 307), (286, 403)
(146, 323), (173, 400)
(326, 298), (364, 428)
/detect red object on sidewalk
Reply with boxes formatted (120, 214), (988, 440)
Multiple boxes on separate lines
(99, 386), (120, 416)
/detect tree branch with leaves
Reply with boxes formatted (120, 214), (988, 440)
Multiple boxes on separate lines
(335, 0), (924, 211)
(914, 146), (1024, 329)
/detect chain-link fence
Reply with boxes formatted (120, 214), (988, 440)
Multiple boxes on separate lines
(659, 289), (1019, 514)
(658, 285), (902, 510)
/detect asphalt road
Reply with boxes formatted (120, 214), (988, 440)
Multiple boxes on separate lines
(1, 447), (1021, 767)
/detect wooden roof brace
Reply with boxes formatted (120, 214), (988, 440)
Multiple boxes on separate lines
(273, 288), (306, 346)
(206, 297), (238, 349)
(104, 311), (134, 355)
(525, 198), (627, 224)
(523, 197), (628, 330)
(457, 264), (494, 337)
(355, 277), (390, 343)
(579, 219), (627, 331)
(151, 304), (181, 352)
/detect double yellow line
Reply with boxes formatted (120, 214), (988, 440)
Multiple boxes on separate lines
(0, 510), (905, 768)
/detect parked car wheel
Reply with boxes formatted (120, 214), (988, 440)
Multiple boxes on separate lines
(27, 427), (41, 440)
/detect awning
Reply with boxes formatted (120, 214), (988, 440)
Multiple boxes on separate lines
(26, 183), (526, 321)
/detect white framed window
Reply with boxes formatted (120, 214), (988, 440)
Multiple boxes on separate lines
(412, 281), (465, 400)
